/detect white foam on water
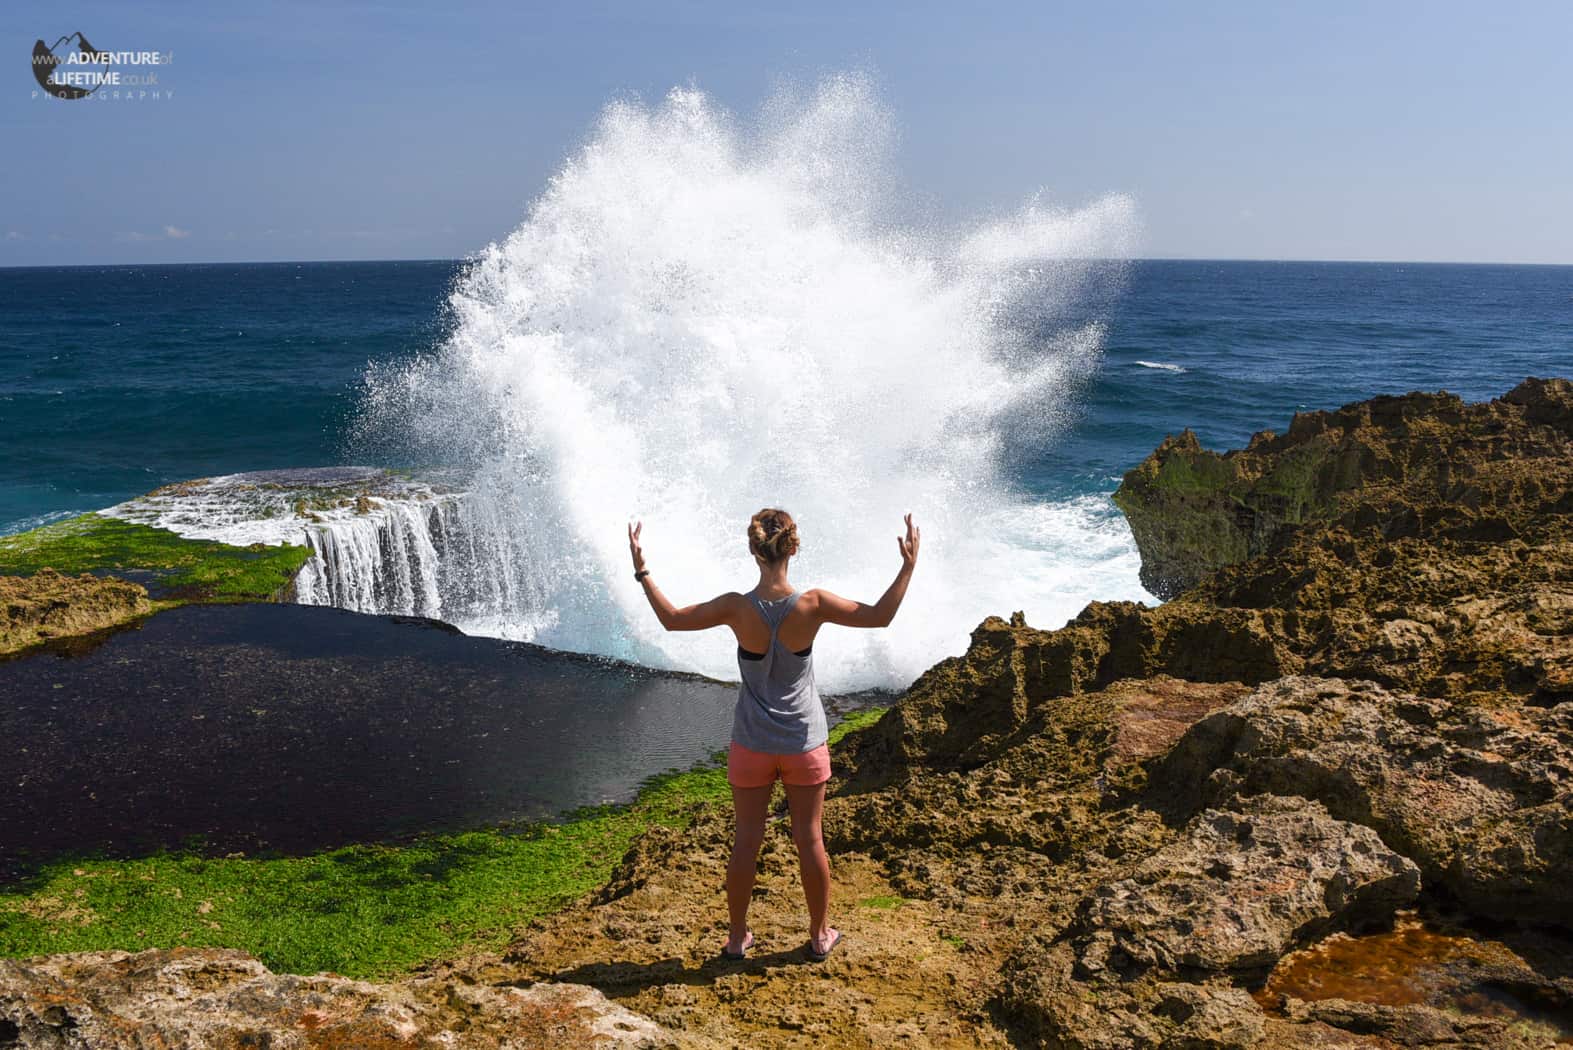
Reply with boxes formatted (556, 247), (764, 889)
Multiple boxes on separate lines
(1136, 360), (1187, 372)
(1, 509), (79, 537)
(354, 74), (1151, 690)
(101, 469), (462, 620)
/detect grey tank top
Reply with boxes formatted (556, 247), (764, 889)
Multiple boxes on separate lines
(732, 589), (828, 754)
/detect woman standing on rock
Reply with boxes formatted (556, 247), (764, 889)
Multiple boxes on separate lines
(627, 508), (920, 962)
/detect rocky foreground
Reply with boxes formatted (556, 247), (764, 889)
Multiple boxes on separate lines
(3, 379), (1571, 1048)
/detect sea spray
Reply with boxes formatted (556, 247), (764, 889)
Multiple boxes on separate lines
(352, 74), (1150, 689)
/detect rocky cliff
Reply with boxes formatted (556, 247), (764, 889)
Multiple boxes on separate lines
(484, 379), (1573, 1047)
(1113, 378), (1573, 603)
(1112, 378), (1573, 706)
(4, 380), (1571, 1048)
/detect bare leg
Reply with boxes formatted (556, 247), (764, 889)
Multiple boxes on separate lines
(785, 781), (836, 952)
(726, 784), (773, 953)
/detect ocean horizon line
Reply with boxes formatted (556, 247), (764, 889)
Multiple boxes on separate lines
(2, 255), (1571, 272)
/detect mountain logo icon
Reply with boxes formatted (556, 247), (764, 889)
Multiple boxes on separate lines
(32, 32), (108, 100)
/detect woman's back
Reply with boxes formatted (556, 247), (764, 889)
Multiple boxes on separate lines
(733, 590), (826, 754)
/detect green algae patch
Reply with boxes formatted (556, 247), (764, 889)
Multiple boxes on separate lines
(0, 513), (310, 603)
(1112, 427), (1340, 600)
(0, 763), (728, 979)
(857, 894), (906, 910)
(826, 704), (889, 742)
(0, 707), (889, 980)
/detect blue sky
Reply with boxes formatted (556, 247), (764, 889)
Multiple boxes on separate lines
(2, 1), (1569, 265)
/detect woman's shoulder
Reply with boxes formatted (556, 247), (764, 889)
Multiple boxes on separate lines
(796, 588), (838, 612)
(702, 591), (751, 616)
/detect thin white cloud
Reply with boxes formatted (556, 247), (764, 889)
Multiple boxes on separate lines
(113, 227), (191, 243)
(4, 231), (23, 241)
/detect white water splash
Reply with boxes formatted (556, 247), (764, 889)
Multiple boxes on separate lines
(354, 74), (1152, 690)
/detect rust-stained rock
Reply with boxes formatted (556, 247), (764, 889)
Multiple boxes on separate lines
(1257, 911), (1573, 1046)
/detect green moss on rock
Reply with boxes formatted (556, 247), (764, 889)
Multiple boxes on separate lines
(0, 514), (311, 606)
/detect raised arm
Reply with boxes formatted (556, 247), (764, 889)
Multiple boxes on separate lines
(812, 513), (920, 629)
(627, 521), (740, 632)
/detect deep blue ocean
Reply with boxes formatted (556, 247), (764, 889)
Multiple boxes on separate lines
(1, 259), (1569, 538)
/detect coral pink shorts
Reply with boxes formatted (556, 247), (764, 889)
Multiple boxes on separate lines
(727, 741), (832, 788)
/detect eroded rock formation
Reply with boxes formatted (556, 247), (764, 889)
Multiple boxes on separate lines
(1113, 378), (1573, 602)
(0, 948), (673, 1049)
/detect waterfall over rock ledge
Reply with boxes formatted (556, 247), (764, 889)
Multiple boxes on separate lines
(102, 468), (547, 634)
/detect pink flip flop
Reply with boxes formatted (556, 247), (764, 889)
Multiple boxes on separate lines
(806, 929), (841, 962)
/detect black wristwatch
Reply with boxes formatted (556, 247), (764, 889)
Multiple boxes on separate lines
(634, 569), (651, 581)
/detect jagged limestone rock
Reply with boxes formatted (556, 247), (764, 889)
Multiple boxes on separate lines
(1153, 675), (1573, 927)
(0, 947), (677, 1049)
(1114, 378), (1573, 601)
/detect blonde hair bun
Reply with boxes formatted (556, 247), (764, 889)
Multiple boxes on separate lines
(748, 508), (799, 563)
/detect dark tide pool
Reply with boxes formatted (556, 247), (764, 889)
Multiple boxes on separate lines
(0, 604), (755, 879)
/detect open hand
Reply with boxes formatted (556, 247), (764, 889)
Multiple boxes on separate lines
(897, 513), (920, 570)
(627, 521), (647, 573)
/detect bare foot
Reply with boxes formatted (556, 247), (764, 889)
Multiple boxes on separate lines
(722, 930), (754, 958)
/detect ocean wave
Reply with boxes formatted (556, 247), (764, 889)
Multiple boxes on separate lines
(349, 74), (1146, 690)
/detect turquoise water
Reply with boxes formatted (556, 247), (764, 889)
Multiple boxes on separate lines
(0, 261), (452, 533)
(2, 259), (1568, 537)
